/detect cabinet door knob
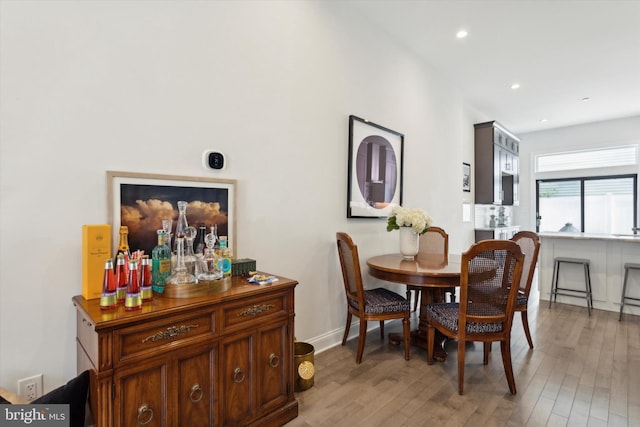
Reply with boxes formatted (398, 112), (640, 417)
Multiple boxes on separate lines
(269, 353), (280, 368)
(189, 384), (203, 403)
(136, 404), (154, 426)
(233, 367), (246, 383)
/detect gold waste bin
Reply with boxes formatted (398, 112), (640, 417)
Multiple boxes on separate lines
(294, 342), (315, 391)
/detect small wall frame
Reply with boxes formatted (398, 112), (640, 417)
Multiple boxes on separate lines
(463, 162), (471, 192)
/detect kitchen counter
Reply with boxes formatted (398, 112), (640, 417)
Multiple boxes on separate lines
(538, 233), (640, 316)
(539, 231), (640, 243)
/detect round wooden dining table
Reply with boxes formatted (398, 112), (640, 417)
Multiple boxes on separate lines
(366, 252), (462, 361)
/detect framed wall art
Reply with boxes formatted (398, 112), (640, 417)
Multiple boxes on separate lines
(463, 162), (471, 192)
(107, 171), (237, 257)
(347, 115), (404, 218)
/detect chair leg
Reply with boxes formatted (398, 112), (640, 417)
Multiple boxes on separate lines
(413, 290), (420, 312)
(402, 317), (410, 361)
(427, 324), (435, 365)
(379, 320), (384, 340)
(457, 339), (466, 395)
(341, 312), (352, 346)
(483, 342), (490, 365)
(355, 320), (367, 364)
(500, 339), (517, 394)
(521, 310), (534, 349)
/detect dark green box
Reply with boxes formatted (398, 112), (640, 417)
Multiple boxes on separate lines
(232, 258), (256, 276)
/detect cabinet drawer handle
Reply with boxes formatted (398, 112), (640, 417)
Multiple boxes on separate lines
(189, 384), (203, 403)
(269, 353), (280, 368)
(137, 404), (154, 426)
(238, 304), (275, 317)
(142, 324), (199, 343)
(233, 367), (246, 383)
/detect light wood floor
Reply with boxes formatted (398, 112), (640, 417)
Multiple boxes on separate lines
(287, 295), (640, 427)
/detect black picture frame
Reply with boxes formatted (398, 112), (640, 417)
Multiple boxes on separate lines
(463, 162), (471, 192)
(347, 115), (404, 218)
(107, 171), (237, 257)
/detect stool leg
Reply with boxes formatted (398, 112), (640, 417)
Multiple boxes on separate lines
(549, 260), (559, 308)
(584, 263), (592, 316)
(619, 267), (630, 321)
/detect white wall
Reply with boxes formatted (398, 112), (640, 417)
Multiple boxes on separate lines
(516, 115), (640, 230)
(0, 1), (483, 393)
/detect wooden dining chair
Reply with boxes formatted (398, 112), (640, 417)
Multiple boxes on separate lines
(426, 239), (524, 395)
(407, 226), (450, 311)
(336, 232), (411, 364)
(484, 231), (541, 357)
(510, 231), (541, 349)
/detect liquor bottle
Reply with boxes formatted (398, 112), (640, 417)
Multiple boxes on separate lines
(161, 219), (173, 254)
(115, 253), (128, 303)
(217, 236), (232, 277)
(211, 227), (220, 267)
(99, 258), (117, 310)
(139, 255), (153, 302)
(210, 224), (218, 250)
(115, 226), (131, 278)
(151, 230), (172, 294)
(124, 259), (142, 311)
(195, 224), (207, 255)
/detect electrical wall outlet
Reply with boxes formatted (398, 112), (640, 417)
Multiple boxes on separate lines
(17, 374), (43, 401)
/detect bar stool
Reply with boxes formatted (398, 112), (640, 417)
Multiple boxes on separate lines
(549, 257), (593, 316)
(619, 263), (640, 321)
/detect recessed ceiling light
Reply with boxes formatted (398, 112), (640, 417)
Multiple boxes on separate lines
(540, 118), (548, 123)
(456, 30), (468, 39)
(581, 97), (590, 102)
(511, 83), (520, 90)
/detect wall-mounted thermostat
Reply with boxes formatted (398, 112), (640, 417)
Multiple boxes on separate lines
(203, 151), (226, 170)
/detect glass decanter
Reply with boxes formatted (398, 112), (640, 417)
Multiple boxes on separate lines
(197, 231), (223, 282)
(183, 226), (198, 275)
(166, 236), (197, 285)
(173, 200), (189, 253)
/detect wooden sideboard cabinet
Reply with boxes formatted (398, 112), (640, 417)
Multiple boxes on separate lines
(73, 275), (298, 427)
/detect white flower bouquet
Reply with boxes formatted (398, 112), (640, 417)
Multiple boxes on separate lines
(386, 206), (433, 235)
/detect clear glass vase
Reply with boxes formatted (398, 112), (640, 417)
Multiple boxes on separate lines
(166, 237), (197, 285)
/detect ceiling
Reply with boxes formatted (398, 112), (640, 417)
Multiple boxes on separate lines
(347, 0), (640, 134)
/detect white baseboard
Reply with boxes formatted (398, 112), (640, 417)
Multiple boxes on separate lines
(298, 318), (402, 355)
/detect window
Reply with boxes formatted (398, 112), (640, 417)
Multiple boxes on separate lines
(536, 175), (637, 234)
(535, 145), (637, 173)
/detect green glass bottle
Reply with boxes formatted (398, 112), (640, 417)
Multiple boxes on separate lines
(151, 230), (172, 293)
